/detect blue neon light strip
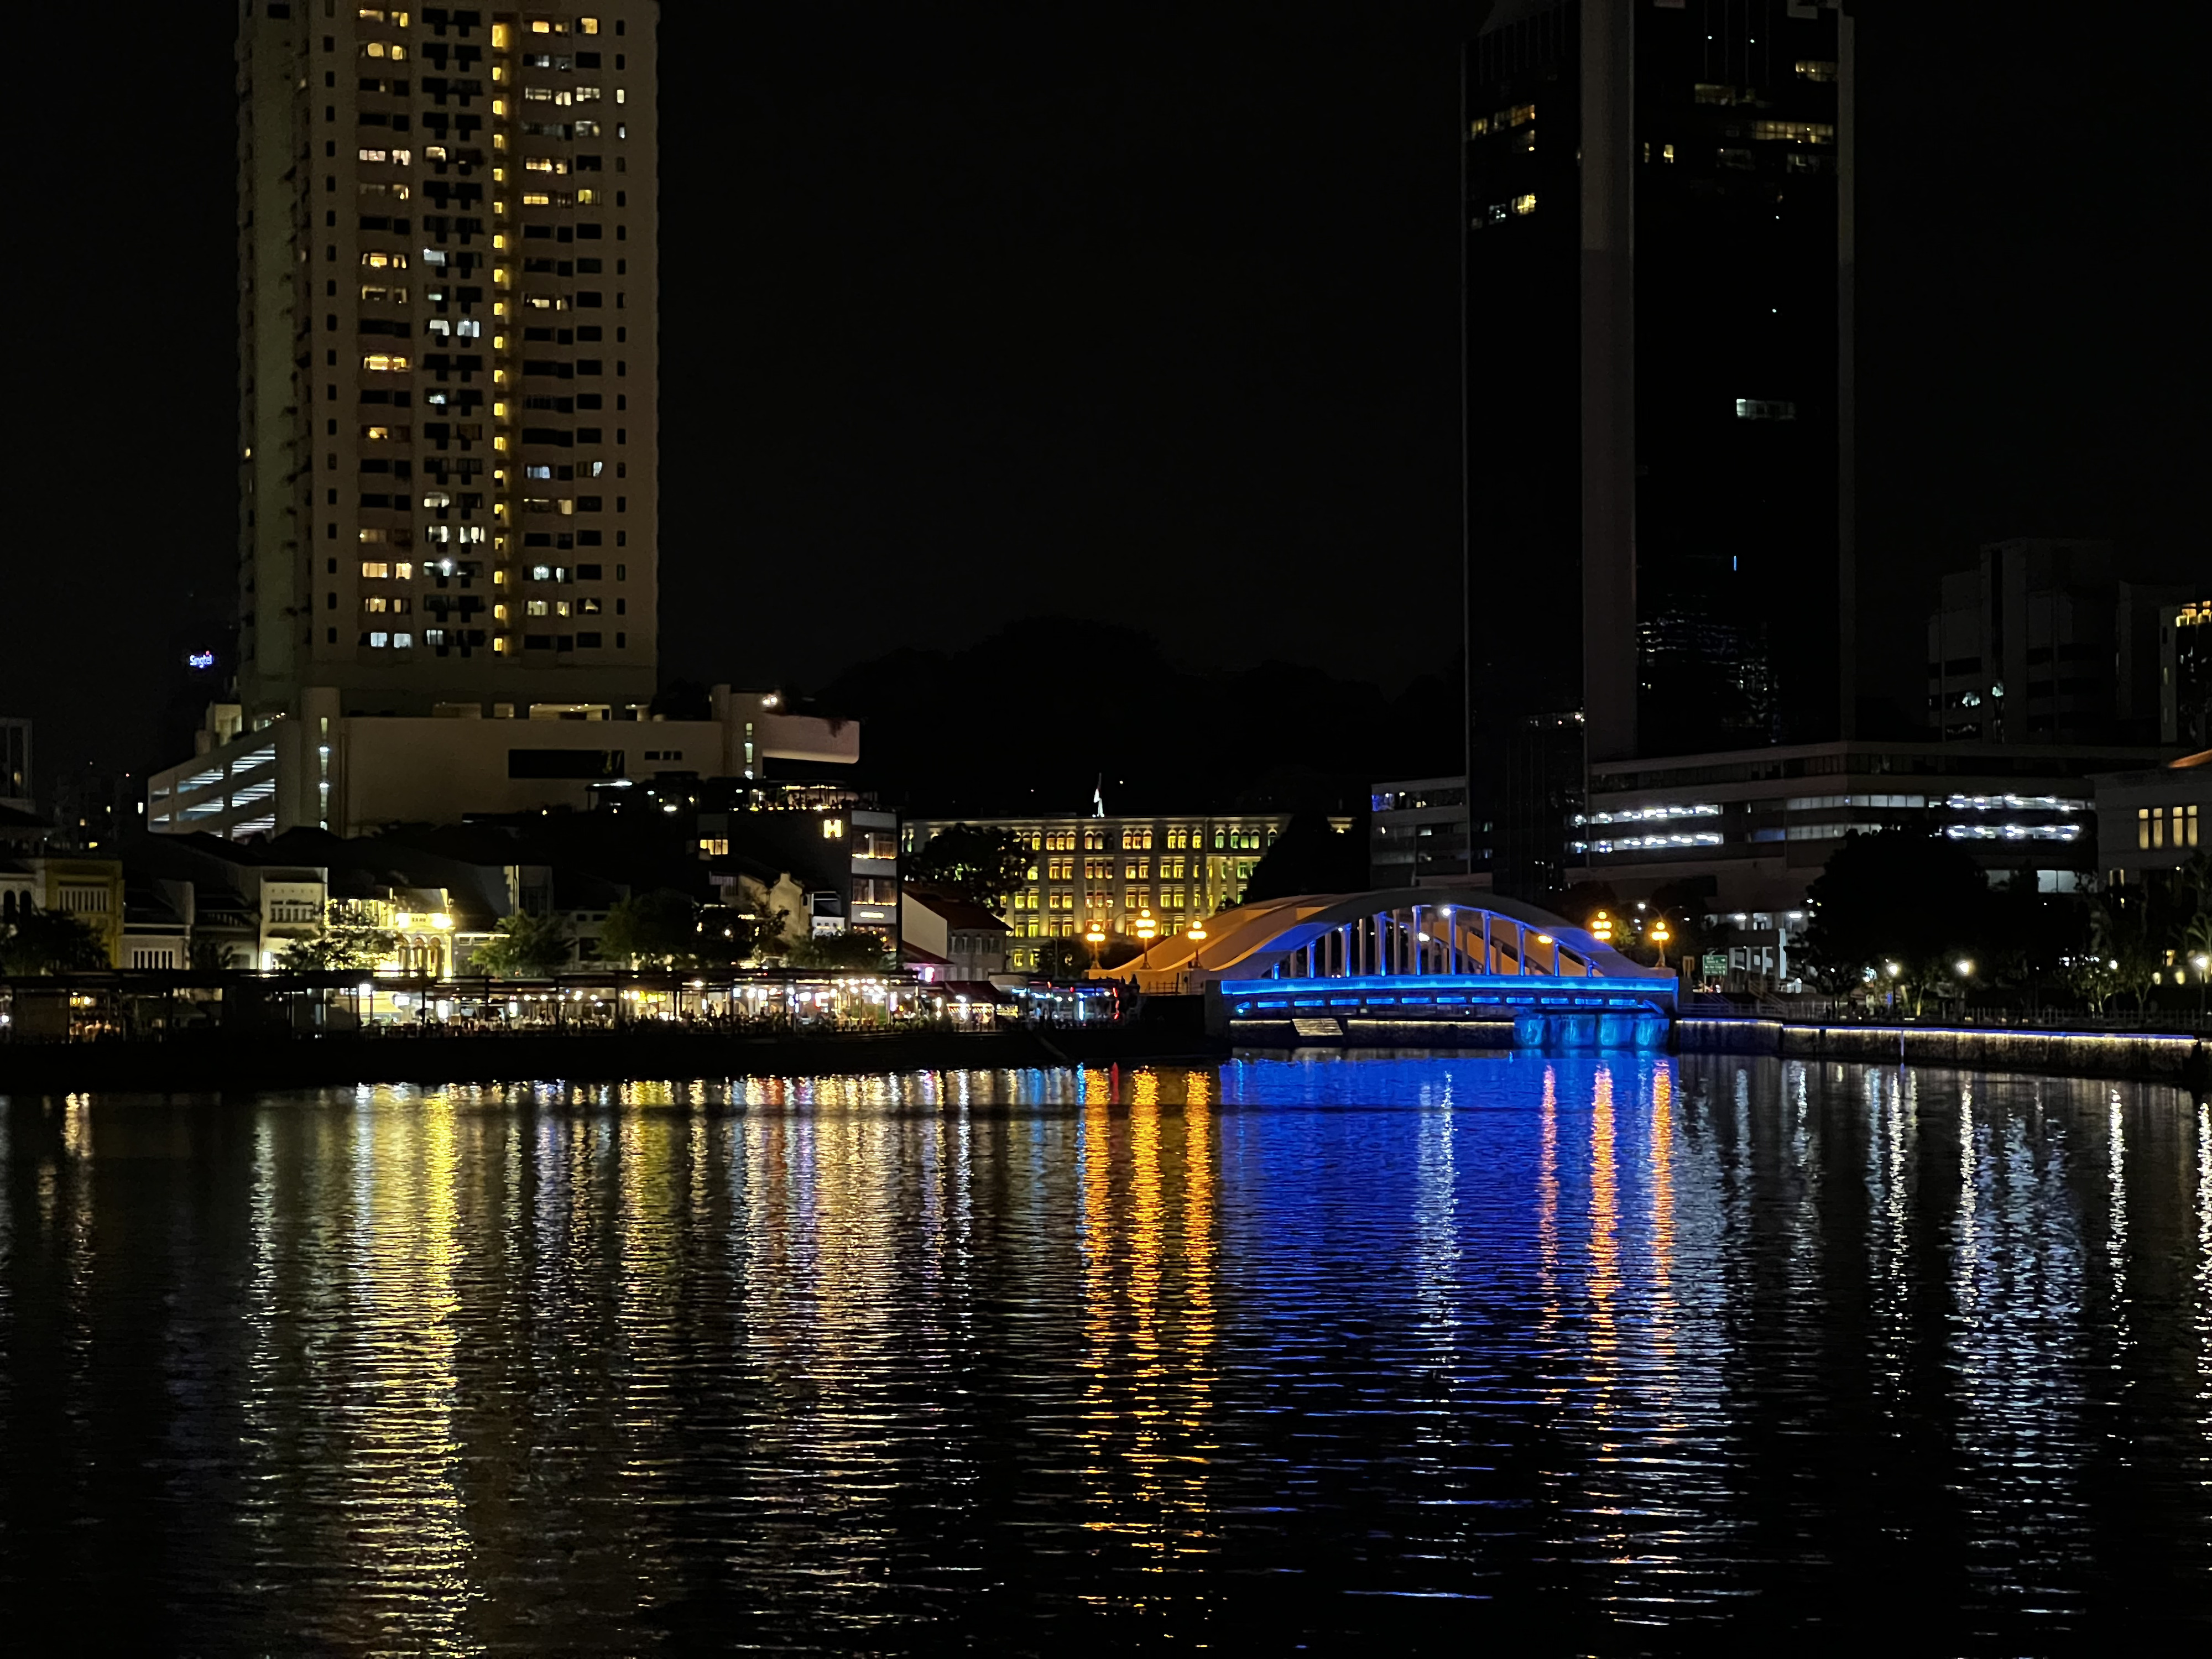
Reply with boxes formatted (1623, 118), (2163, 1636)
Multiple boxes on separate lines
(1242, 973), (1676, 999)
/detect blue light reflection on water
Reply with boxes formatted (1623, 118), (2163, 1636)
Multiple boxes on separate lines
(0, 1054), (2205, 1650)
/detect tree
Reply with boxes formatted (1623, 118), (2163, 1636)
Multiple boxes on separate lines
(785, 931), (889, 971)
(470, 909), (572, 977)
(1802, 830), (1992, 1013)
(690, 902), (786, 968)
(190, 937), (242, 972)
(1, 909), (109, 974)
(277, 924), (397, 973)
(1243, 811), (1366, 903)
(597, 888), (701, 967)
(2059, 951), (2120, 1014)
(2095, 896), (2163, 1014)
(1031, 936), (1094, 978)
(905, 825), (1031, 915)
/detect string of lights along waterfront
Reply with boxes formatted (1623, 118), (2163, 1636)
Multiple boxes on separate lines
(1, 1055), (2205, 1648)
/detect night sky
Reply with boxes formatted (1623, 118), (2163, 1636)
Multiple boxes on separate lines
(9, 3), (2200, 791)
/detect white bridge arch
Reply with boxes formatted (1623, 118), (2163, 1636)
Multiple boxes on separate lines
(1101, 888), (1677, 1042)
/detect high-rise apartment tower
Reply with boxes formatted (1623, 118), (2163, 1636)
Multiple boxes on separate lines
(236, 1), (658, 723)
(1464, 0), (1854, 898)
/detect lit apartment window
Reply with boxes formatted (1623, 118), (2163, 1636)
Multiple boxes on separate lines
(361, 560), (390, 578)
(1753, 120), (1834, 144)
(363, 353), (410, 373)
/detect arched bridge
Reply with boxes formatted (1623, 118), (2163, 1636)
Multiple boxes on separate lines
(1100, 889), (1677, 1047)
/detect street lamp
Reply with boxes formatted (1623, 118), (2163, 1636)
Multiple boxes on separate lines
(2194, 952), (2209, 1018)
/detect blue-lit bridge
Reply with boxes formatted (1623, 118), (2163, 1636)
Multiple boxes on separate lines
(1100, 888), (1677, 1048)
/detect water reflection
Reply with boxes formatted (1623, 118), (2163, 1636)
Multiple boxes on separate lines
(0, 1058), (2205, 1647)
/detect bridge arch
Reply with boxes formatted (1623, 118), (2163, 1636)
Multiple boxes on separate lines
(1103, 888), (1668, 997)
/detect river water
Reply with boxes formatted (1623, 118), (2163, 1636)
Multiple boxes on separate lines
(0, 1055), (2205, 1650)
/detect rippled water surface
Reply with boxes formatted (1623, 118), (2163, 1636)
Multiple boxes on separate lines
(2, 1055), (2207, 1650)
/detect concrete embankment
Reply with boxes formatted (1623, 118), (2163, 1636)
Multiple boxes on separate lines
(0, 1025), (1231, 1095)
(1677, 1018), (2210, 1089)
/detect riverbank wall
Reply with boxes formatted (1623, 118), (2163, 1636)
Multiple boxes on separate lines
(0, 1024), (1231, 1095)
(1677, 1018), (2211, 1089)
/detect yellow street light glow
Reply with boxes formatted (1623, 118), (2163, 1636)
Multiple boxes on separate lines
(1955, 958), (1973, 977)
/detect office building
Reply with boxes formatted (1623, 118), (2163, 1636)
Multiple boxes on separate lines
(2162, 599), (2211, 747)
(1370, 776), (1475, 885)
(1925, 539), (2187, 745)
(2094, 752), (2209, 890)
(148, 686), (854, 840)
(1379, 735), (2178, 981)
(1464, 1), (1854, 898)
(1, 717), (28, 812)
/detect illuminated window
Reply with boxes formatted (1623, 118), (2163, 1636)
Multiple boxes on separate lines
(360, 250), (409, 270)
(1735, 398), (1797, 421)
(392, 633), (413, 648)
(357, 147), (413, 165)
(699, 838), (729, 857)
(1693, 84), (1739, 106)
(359, 285), (408, 306)
(362, 353), (410, 373)
(364, 597), (389, 613)
(368, 631), (390, 648)
(526, 600), (550, 617)
(1511, 193), (1536, 216)
(360, 560), (391, 578)
(394, 562), (414, 580)
(579, 17), (599, 33)
(1083, 829), (1105, 851)
(1753, 121), (1834, 144)
(1123, 827), (1154, 851)
(1794, 59), (1838, 82)
(359, 40), (408, 60)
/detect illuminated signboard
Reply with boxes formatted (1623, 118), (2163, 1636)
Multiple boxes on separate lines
(186, 651), (217, 670)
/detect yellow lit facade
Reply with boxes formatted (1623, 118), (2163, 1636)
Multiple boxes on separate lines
(902, 812), (1350, 970)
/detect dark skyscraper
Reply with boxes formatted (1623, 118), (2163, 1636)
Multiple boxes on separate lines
(1465, 0), (1853, 898)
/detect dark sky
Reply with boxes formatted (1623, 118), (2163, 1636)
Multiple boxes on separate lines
(8, 3), (2200, 796)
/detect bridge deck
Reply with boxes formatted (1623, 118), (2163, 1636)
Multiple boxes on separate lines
(1218, 973), (1678, 1020)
